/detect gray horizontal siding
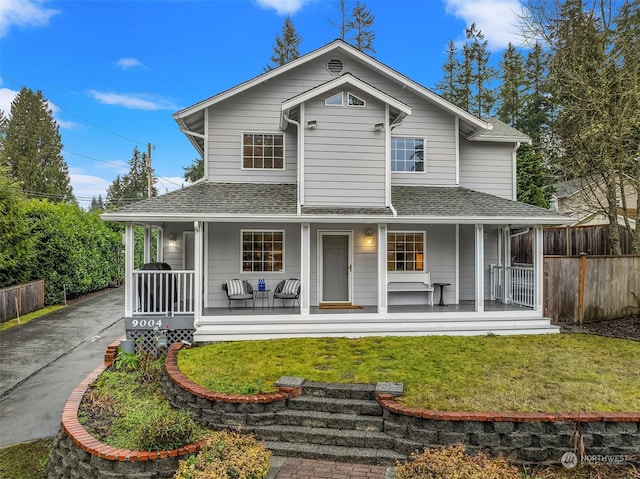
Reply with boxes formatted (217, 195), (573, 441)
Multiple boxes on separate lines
(304, 93), (385, 207)
(459, 138), (515, 199)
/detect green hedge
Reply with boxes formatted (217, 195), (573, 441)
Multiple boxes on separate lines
(23, 200), (123, 304)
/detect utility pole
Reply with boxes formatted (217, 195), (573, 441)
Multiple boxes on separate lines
(147, 143), (153, 198)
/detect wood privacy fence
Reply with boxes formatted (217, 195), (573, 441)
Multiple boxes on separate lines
(513, 225), (635, 263)
(0, 280), (45, 323)
(544, 255), (640, 323)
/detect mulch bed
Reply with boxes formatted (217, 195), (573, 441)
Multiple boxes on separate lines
(579, 315), (640, 341)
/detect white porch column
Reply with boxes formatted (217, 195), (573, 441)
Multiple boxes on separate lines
(377, 224), (387, 314)
(300, 223), (311, 315)
(156, 229), (164, 262)
(124, 223), (135, 317)
(474, 224), (485, 312)
(143, 225), (152, 263)
(533, 225), (544, 313)
(193, 221), (203, 328)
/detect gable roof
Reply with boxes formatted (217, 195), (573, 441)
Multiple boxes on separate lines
(173, 39), (493, 155)
(473, 118), (532, 143)
(102, 181), (573, 225)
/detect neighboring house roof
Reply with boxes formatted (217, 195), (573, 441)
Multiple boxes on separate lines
(102, 181), (572, 225)
(474, 118), (532, 143)
(552, 178), (592, 199)
(173, 39), (493, 156)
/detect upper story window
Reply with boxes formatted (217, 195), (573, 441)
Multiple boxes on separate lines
(241, 230), (284, 272)
(242, 133), (284, 169)
(387, 232), (425, 272)
(348, 92), (366, 107)
(391, 137), (424, 173)
(325, 92), (343, 107)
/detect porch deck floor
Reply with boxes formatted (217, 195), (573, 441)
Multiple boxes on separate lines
(202, 301), (532, 316)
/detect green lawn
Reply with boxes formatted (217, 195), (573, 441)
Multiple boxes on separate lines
(178, 334), (640, 413)
(0, 306), (64, 332)
(0, 439), (53, 479)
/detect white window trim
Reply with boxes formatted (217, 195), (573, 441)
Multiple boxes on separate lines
(386, 230), (427, 273)
(240, 131), (286, 171)
(347, 91), (366, 108)
(324, 92), (344, 107)
(391, 135), (427, 174)
(240, 229), (285, 274)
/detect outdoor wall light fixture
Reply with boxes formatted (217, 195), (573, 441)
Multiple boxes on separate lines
(307, 120), (317, 128)
(374, 122), (384, 132)
(365, 228), (373, 245)
(169, 234), (177, 246)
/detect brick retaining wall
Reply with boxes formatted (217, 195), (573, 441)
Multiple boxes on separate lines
(46, 339), (203, 479)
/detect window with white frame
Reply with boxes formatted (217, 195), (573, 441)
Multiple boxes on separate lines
(325, 92), (343, 106)
(242, 133), (284, 169)
(348, 92), (366, 107)
(391, 137), (424, 172)
(241, 230), (284, 272)
(387, 232), (425, 272)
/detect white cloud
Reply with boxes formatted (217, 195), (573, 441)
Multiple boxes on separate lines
(116, 57), (147, 70)
(0, 0), (60, 37)
(444, 0), (527, 50)
(87, 90), (179, 111)
(69, 169), (112, 206)
(156, 176), (188, 195)
(255, 0), (310, 15)
(0, 87), (18, 114)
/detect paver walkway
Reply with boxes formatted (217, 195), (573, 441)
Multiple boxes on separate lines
(269, 457), (395, 479)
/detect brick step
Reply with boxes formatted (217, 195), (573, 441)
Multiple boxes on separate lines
(264, 440), (406, 466)
(302, 381), (376, 400)
(254, 424), (396, 450)
(287, 395), (383, 416)
(274, 409), (384, 431)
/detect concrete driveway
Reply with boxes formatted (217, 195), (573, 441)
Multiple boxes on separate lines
(0, 288), (125, 446)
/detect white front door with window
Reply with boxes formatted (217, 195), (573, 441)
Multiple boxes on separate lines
(318, 231), (352, 303)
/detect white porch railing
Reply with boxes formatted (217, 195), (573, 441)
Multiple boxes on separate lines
(490, 264), (535, 308)
(133, 270), (195, 315)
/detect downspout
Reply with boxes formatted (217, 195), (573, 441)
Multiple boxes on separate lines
(386, 105), (398, 217)
(283, 111), (302, 216)
(512, 141), (520, 201)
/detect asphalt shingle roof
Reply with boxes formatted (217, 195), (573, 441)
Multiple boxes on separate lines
(476, 118), (531, 142)
(102, 181), (570, 223)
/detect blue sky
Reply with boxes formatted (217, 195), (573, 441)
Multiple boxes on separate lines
(0, 0), (528, 208)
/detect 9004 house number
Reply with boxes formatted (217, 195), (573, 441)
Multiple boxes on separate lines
(131, 319), (163, 329)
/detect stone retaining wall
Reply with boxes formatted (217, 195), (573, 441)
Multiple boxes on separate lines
(166, 343), (640, 465)
(46, 339), (202, 479)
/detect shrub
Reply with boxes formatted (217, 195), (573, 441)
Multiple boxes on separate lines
(396, 444), (520, 479)
(134, 405), (199, 451)
(174, 430), (271, 479)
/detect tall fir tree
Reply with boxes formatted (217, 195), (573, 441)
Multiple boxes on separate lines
(0, 87), (74, 202)
(435, 40), (461, 104)
(106, 146), (157, 208)
(464, 24), (497, 118)
(497, 43), (526, 128)
(266, 16), (302, 71)
(348, 0), (375, 54)
(183, 157), (204, 183)
(331, 0), (352, 40)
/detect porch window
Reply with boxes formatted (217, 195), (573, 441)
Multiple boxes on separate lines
(387, 232), (425, 271)
(391, 137), (424, 172)
(241, 230), (284, 272)
(242, 133), (284, 169)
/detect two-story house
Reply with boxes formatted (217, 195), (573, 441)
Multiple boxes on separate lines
(102, 40), (572, 343)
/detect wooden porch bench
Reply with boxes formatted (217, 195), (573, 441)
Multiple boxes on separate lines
(387, 271), (434, 306)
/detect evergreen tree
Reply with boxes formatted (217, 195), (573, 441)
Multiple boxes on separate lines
(0, 87), (74, 203)
(464, 24), (497, 117)
(435, 40), (461, 104)
(89, 194), (105, 211)
(106, 146), (157, 208)
(497, 43), (526, 127)
(522, 43), (551, 143)
(266, 16), (302, 71)
(348, 0), (375, 54)
(183, 157), (204, 183)
(330, 0), (352, 40)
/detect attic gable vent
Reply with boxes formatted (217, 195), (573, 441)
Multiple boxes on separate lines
(327, 58), (344, 75)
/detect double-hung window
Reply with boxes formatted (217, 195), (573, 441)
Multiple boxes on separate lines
(391, 137), (424, 172)
(241, 230), (284, 272)
(387, 232), (425, 272)
(242, 133), (284, 169)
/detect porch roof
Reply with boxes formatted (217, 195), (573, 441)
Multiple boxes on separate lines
(101, 181), (573, 225)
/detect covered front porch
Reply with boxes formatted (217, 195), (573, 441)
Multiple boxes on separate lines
(122, 218), (553, 341)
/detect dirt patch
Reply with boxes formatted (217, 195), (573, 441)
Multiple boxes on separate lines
(566, 315), (640, 341)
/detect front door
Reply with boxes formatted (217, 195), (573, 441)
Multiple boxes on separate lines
(320, 232), (352, 303)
